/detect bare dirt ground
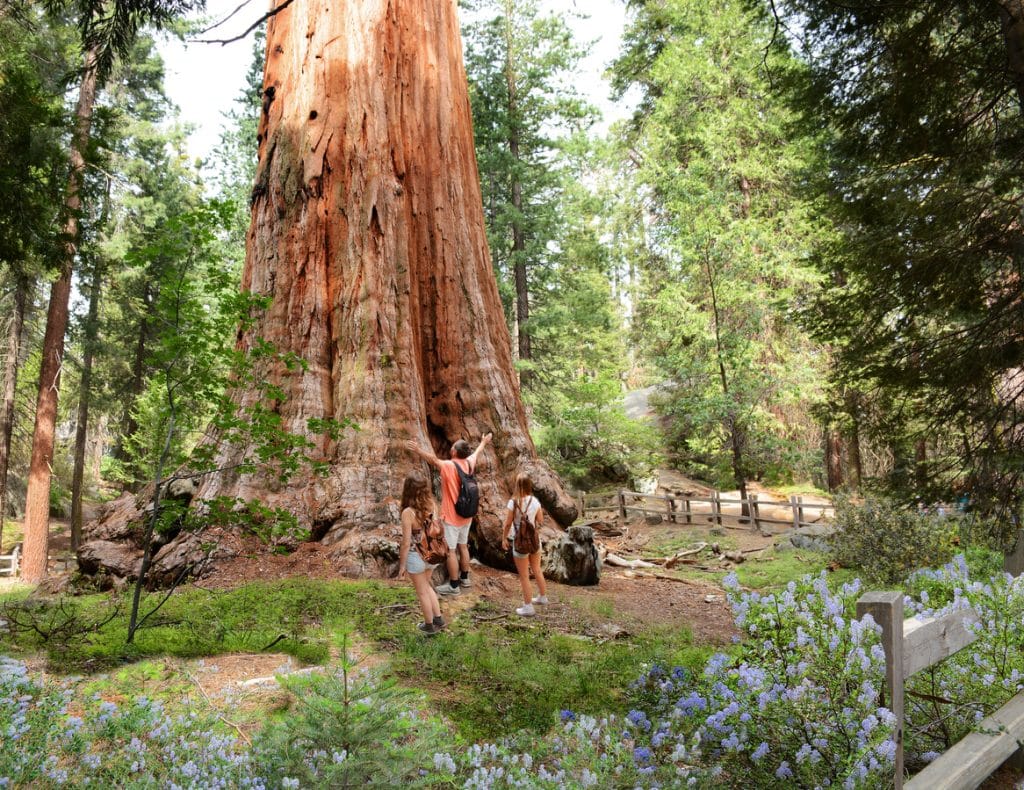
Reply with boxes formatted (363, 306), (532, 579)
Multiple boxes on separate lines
(197, 528), (739, 647)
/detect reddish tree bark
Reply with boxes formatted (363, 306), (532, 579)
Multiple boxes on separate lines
(191, 0), (575, 566)
(21, 48), (99, 583)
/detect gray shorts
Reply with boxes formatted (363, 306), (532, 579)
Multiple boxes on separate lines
(443, 521), (470, 549)
(406, 549), (431, 575)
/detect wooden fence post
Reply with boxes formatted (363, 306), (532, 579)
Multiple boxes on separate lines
(857, 592), (905, 789)
(618, 490), (626, 521)
(684, 496), (692, 525)
(666, 495), (675, 524)
(790, 495), (801, 530)
(711, 491), (721, 526)
(750, 493), (760, 532)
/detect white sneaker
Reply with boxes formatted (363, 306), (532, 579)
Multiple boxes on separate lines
(531, 595), (549, 605)
(460, 575), (472, 587)
(435, 583), (461, 596)
(515, 603), (536, 617)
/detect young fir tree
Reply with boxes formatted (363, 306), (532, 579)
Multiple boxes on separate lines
(613, 0), (829, 496)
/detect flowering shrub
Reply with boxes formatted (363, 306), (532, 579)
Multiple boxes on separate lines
(625, 573), (897, 788)
(429, 714), (664, 788)
(10, 557), (1024, 789)
(0, 656), (261, 787)
(902, 556), (1024, 764)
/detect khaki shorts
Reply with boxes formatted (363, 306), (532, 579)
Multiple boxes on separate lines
(443, 521), (470, 549)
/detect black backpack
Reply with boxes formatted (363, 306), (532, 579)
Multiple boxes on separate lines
(453, 460), (479, 518)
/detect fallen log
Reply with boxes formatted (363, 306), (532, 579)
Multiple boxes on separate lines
(664, 542), (709, 568)
(605, 552), (658, 569)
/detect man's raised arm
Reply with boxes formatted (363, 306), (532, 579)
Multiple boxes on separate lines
(405, 439), (442, 469)
(468, 433), (493, 468)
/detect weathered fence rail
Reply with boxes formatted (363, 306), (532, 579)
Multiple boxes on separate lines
(857, 591), (1024, 789)
(0, 544), (19, 577)
(575, 489), (833, 532)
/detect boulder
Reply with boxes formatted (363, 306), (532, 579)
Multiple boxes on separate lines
(148, 531), (224, 587)
(542, 524), (600, 586)
(85, 493), (144, 542)
(77, 540), (144, 580)
(781, 524), (835, 552)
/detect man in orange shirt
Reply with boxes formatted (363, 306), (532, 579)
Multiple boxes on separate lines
(405, 433), (492, 595)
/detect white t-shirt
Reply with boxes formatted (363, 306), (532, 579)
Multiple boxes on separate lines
(506, 495), (542, 537)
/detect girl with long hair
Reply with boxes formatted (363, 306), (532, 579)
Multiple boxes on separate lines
(501, 472), (549, 616)
(398, 472), (446, 634)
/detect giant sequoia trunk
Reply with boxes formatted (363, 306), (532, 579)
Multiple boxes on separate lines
(189, 0), (575, 566)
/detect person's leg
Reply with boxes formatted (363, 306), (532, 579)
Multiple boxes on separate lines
(513, 555), (532, 604)
(529, 552), (548, 602)
(438, 523), (461, 593)
(411, 572), (435, 624)
(427, 584), (442, 621)
(445, 548), (460, 586)
(455, 525), (472, 586)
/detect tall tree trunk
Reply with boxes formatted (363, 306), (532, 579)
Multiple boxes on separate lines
(915, 437), (928, 490)
(1000, 0), (1024, 113)
(504, 7), (531, 382)
(0, 276), (29, 550)
(70, 263), (102, 551)
(845, 390), (864, 489)
(113, 284), (150, 488)
(21, 47), (99, 583)
(186, 0), (575, 566)
(825, 428), (843, 491)
(703, 248), (748, 511)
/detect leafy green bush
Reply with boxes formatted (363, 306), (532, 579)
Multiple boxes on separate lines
(534, 376), (663, 488)
(829, 497), (958, 584)
(196, 496), (309, 545)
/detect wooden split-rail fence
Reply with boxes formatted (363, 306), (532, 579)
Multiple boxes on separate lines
(858, 591), (1024, 789)
(576, 489), (833, 532)
(0, 544), (19, 577)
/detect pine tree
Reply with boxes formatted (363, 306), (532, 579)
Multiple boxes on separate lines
(613, 0), (829, 494)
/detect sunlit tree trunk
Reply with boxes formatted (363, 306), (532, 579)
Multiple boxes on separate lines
(191, 0), (575, 565)
(21, 47), (99, 583)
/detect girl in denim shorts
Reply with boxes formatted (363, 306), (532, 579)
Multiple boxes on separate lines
(501, 473), (549, 617)
(398, 472), (446, 634)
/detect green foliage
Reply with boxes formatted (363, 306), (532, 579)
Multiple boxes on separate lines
(197, 496), (308, 545)
(255, 639), (445, 788)
(390, 605), (708, 741)
(463, 0), (597, 328)
(829, 497), (959, 584)
(783, 1), (1024, 507)
(611, 0), (829, 492)
(0, 9), (71, 277)
(535, 375), (661, 487)
(527, 140), (661, 487)
(0, 579), (409, 670)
